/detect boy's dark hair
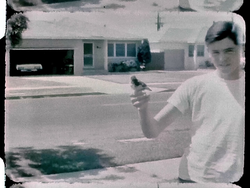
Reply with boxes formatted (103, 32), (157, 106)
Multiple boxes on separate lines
(205, 21), (244, 46)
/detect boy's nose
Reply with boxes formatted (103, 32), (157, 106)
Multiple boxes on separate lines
(219, 53), (227, 62)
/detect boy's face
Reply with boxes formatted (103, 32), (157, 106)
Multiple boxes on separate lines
(207, 37), (244, 79)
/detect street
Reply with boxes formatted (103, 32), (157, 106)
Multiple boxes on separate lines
(5, 92), (192, 178)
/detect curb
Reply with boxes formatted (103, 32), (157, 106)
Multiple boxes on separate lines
(5, 92), (107, 100)
(5, 89), (176, 100)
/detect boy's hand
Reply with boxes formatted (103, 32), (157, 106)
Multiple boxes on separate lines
(130, 76), (150, 110)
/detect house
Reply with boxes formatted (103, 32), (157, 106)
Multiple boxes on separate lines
(6, 16), (144, 76)
(6, 11), (242, 75)
(149, 26), (210, 70)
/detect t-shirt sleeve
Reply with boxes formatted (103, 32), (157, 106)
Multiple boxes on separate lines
(167, 79), (193, 114)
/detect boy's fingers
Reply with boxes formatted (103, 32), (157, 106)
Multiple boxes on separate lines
(130, 90), (145, 97)
(133, 97), (150, 109)
(130, 84), (150, 110)
(131, 94), (150, 103)
(131, 94), (150, 106)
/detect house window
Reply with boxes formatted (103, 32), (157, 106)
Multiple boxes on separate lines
(108, 42), (137, 57)
(197, 45), (204, 57)
(189, 44), (195, 57)
(127, 43), (136, 57)
(116, 43), (125, 57)
(108, 43), (114, 57)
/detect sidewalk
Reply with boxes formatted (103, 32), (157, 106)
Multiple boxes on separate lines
(12, 158), (240, 188)
(5, 70), (214, 99)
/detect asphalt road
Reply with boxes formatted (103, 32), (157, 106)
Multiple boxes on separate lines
(5, 92), (192, 178)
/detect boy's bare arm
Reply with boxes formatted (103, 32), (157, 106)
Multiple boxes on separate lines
(130, 85), (181, 138)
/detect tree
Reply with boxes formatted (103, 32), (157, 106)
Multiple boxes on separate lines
(137, 39), (151, 69)
(6, 13), (29, 47)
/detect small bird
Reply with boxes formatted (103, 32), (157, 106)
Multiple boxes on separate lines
(131, 75), (152, 91)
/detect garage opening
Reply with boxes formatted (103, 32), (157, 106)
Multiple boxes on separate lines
(164, 49), (184, 70)
(10, 50), (74, 76)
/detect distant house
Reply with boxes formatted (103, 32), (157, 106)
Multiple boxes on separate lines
(150, 26), (210, 70)
(6, 17), (144, 76)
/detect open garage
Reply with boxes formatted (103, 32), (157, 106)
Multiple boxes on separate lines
(9, 49), (74, 76)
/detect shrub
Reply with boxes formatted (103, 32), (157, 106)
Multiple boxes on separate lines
(123, 60), (137, 68)
(137, 39), (151, 67)
(19, 0), (42, 6)
(6, 13), (29, 47)
(108, 62), (116, 72)
(41, 0), (80, 4)
(108, 60), (140, 72)
(205, 60), (213, 67)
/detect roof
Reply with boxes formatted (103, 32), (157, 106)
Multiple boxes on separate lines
(159, 28), (199, 43)
(196, 26), (210, 43)
(159, 26), (209, 43)
(22, 17), (144, 40)
(21, 11), (242, 43)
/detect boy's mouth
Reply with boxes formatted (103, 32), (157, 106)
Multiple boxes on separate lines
(219, 64), (230, 67)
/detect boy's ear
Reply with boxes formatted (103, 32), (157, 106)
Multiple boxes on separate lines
(241, 44), (245, 57)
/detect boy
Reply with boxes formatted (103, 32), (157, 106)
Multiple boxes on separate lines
(130, 21), (245, 183)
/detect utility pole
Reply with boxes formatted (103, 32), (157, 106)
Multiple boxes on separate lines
(156, 12), (163, 31)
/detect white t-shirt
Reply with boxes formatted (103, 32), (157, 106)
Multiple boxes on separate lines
(166, 71), (245, 183)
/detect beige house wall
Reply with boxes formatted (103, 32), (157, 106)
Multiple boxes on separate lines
(150, 41), (210, 70)
(6, 39), (144, 76)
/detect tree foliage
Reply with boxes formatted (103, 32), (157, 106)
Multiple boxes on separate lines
(137, 39), (151, 66)
(6, 13), (29, 47)
(18, 0), (42, 6)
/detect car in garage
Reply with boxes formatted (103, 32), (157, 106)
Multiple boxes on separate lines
(16, 64), (43, 75)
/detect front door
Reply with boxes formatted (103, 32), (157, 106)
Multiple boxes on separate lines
(84, 43), (93, 67)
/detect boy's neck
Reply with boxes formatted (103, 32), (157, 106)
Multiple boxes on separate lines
(216, 67), (244, 80)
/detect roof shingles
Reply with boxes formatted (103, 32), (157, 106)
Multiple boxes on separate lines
(159, 28), (202, 43)
(22, 17), (143, 40)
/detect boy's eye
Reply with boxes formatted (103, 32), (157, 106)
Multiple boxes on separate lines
(225, 48), (235, 53)
(212, 51), (219, 55)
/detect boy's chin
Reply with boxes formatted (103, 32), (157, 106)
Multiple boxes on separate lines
(216, 65), (242, 79)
